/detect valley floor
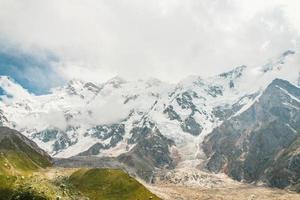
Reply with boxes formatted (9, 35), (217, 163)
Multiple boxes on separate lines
(4, 166), (300, 200)
(148, 184), (300, 200)
(39, 167), (300, 200)
(144, 169), (300, 200)
(147, 184), (300, 200)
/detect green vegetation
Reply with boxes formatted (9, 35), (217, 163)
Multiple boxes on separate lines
(0, 152), (54, 200)
(0, 131), (52, 176)
(0, 168), (162, 200)
(0, 128), (53, 200)
(0, 175), (17, 200)
(68, 168), (161, 200)
(0, 127), (160, 200)
(0, 174), (69, 200)
(0, 150), (46, 175)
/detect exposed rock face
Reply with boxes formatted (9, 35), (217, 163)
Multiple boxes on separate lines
(33, 127), (78, 154)
(203, 79), (300, 190)
(0, 51), (299, 186)
(119, 119), (175, 182)
(173, 91), (205, 136)
(212, 93), (259, 121)
(0, 109), (8, 126)
(219, 65), (246, 79)
(163, 105), (181, 121)
(261, 50), (295, 73)
(78, 124), (126, 156)
(180, 115), (203, 136)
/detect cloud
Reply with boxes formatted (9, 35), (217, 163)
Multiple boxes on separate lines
(86, 94), (131, 125)
(0, 0), (299, 84)
(0, 40), (65, 94)
(18, 110), (67, 131)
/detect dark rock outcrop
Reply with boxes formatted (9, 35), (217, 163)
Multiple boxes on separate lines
(119, 120), (174, 182)
(203, 79), (300, 190)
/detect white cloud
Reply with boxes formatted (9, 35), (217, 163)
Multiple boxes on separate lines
(86, 94), (131, 125)
(0, 0), (299, 84)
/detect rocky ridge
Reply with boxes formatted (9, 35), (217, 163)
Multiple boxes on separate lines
(0, 50), (299, 189)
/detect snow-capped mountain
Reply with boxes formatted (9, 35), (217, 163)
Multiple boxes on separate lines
(0, 50), (299, 175)
(203, 78), (300, 190)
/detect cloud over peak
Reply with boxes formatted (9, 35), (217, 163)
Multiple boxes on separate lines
(0, 0), (299, 87)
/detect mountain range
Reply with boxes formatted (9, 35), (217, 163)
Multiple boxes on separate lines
(0, 50), (300, 190)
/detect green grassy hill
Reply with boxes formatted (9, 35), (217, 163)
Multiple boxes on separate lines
(0, 127), (53, 200)
(0, 126), (52, 177)
(0, 130), (52, 176)
(0, 127), (161, 200)
(68, 168), (161, 200)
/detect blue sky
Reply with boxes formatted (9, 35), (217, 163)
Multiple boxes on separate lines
(0, 0), (299, 83)
(0, 43), (65, 95)
(0, 0), (299, 86)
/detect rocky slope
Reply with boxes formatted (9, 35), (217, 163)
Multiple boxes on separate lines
(149, 181), (300, 200)
(0, 127), (52, 200)
(203, 78), (300, 191)
(0, 50), (299, 186)
(0, 126), (52, 175)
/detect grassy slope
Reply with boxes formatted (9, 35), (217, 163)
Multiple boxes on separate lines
(0, 129), (53, 200)
(69, 168), (161, 200)
(0, 132), (52, 176)
(0, 128), (161, 200)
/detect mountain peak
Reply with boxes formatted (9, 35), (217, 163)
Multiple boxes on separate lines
(0, 75), (31, 99)
(0, 75), (16, 86)
(219, 65), (247, 79)
(178, 75), (203, 87)
(267, 78), (300, 96)
(268, 78), (291, 90)
(105, 76), (127, 88)
(67, 79), (86, 87)
(107, 75), (127, 82)
(144, 77), (163, 87)
(261, 50), (296, 73)
(282, 50), (295, 57)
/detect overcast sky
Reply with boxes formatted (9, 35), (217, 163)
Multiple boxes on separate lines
(0, 0), (300, 89)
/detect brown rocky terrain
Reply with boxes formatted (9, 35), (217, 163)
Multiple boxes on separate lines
(148, 184), (300, 200)
(143, 168), (300, 200)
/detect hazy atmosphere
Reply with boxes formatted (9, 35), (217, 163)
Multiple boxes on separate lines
(1, 1), (300, 200)
(0, 0), (300, 93)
